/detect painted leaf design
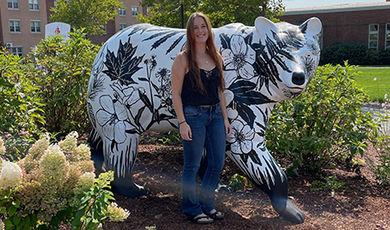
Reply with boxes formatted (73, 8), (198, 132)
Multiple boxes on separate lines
(128, 24), (150, 36)
(134, 106), (146, 127)
(244, 32), (253, 44)
(103, 38), (144, 86)
(229, 80), (273, 105)
(143, 31), (173, 41)
(235, 102), (256, 129)
(139, 91), (153, 111)
(166, 34), (185, 54)
(151, 32), (179, 50)
(219, 33), (231, 49)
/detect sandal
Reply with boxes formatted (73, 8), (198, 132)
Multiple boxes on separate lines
(189, 213), (214, 224)
(205, 209), (224, 220)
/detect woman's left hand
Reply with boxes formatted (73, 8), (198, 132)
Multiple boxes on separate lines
(224, 119), (232, 137)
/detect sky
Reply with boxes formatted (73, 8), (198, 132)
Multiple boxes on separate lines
(282, 0), (385, 9)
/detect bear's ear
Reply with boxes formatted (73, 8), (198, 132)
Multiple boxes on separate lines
(255, 16), (278, 41)
(299, 17), (322, 36)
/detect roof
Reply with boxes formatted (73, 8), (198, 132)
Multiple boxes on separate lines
(284, 2), (390, 15)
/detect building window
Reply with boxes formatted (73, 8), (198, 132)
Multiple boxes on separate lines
(30, 20), (41, 33)
(368, 24), (379, 50)
(119, 8), (126, 16)
(11, 47), (23, 57)
(9, 20), (21, 33)
(29, 0), (40, 10)
(386, 24), (390, 50)
(7, 0), (19, 9)
(131, 6), (138, 16)
(120, 23), (127, 30)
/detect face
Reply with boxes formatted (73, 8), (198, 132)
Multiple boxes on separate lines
(192, 16), (209, 44)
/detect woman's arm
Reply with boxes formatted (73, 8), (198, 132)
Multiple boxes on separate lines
(218, 89), (232, 136)
(171, 52), (192, 141)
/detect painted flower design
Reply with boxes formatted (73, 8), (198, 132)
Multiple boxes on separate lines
(222, 35), (256, 79)
(96, 95), (131, 144)
(227, 120), (255, 154)
(156, 68), (174, 113)
(110, 81), (140, 106)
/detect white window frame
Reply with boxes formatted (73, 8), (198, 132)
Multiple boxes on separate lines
(386, 24), (390, 50)
(7, 0), (19, 9)
(30, 20), (41, 33)
(120, 23), (127, 30)
(9, 19), (21, 33)
(119, 8), (126, 16)
(131, 6), (138, 17)
(11, 46), (23, 57)
(368, 24), (379, 50)
(29, 0), (40, 11)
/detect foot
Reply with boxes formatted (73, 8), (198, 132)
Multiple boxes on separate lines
(189, 213), (214, 224)
(111, 177), (147, 197)
(271, 198), (305, 224)
(205, 209), (224, 220)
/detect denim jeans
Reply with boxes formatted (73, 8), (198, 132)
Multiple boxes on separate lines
(181, 104), (226, 218)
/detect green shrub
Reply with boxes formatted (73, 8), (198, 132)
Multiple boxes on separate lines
(0, 48), (45, 136)
(266, 63), (385, 174)
(29, 30), (100, 137)
(320, 43), (367, 65)
(228, 173), (255, 192)
(320, 43), (390, 65)
(311, 175), (348, 197)
(1, 132), (35, 162)
(374, 137), (390, 186)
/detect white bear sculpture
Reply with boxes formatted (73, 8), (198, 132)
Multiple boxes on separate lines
(87, 16), (322, 224)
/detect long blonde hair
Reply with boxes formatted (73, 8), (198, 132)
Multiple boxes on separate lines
(185, 12), (224, 92)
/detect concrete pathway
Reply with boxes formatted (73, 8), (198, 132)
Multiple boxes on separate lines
(361, 103), (390, 136)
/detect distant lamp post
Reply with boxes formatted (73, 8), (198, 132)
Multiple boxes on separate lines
(181, 3), (184, 28)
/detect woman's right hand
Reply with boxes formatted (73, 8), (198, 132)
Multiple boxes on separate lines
(180, 122), (192, 141)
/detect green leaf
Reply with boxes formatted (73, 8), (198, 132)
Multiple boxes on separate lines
(8, 206), (17, 216)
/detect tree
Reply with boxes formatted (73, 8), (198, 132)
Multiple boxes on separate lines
(50, 0), (124, 36)
(137, 0), (285, 28)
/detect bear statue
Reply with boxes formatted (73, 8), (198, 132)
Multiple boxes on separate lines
(87, 16), (322, 224)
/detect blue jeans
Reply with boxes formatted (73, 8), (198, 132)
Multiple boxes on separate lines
(181, 104), (226, 218)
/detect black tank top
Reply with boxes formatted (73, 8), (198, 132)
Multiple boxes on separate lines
(181, 67), (220, 106)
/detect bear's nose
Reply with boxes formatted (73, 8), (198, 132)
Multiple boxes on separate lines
(292, 72), (305, 85)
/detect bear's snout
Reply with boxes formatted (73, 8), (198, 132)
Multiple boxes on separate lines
(292, 72), (305, 86)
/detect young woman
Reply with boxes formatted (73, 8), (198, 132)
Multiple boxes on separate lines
(171, 12), (232, 224)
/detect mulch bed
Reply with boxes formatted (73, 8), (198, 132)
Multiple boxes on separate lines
(103, 143), (390, 230)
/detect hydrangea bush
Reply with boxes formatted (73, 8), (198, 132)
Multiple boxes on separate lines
(0, 132), (129, 229)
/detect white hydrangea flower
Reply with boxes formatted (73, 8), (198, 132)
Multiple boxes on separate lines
(107, 202), (130, 222)
(0, 137), (5, 155)
(0, 160), (23, 191)
(76, 144), (91, 161)
(59, 131), (79, 153)
(73, 172), (95, 195)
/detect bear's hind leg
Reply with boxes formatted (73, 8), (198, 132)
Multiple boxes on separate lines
(102, 133), (146, 197)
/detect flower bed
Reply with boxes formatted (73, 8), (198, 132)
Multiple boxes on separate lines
(0, 132), (129, 229)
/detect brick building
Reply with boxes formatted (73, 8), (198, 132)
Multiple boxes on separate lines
(279, 1), (390, 51)
(0, 0), (145, 56)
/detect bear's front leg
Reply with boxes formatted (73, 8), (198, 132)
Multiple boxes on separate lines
(226, 142), (305, 224)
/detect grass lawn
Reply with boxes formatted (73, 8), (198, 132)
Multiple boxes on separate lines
(355, 66), (390, 102)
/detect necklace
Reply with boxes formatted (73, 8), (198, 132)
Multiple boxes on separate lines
(205, 60), (209, 64)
